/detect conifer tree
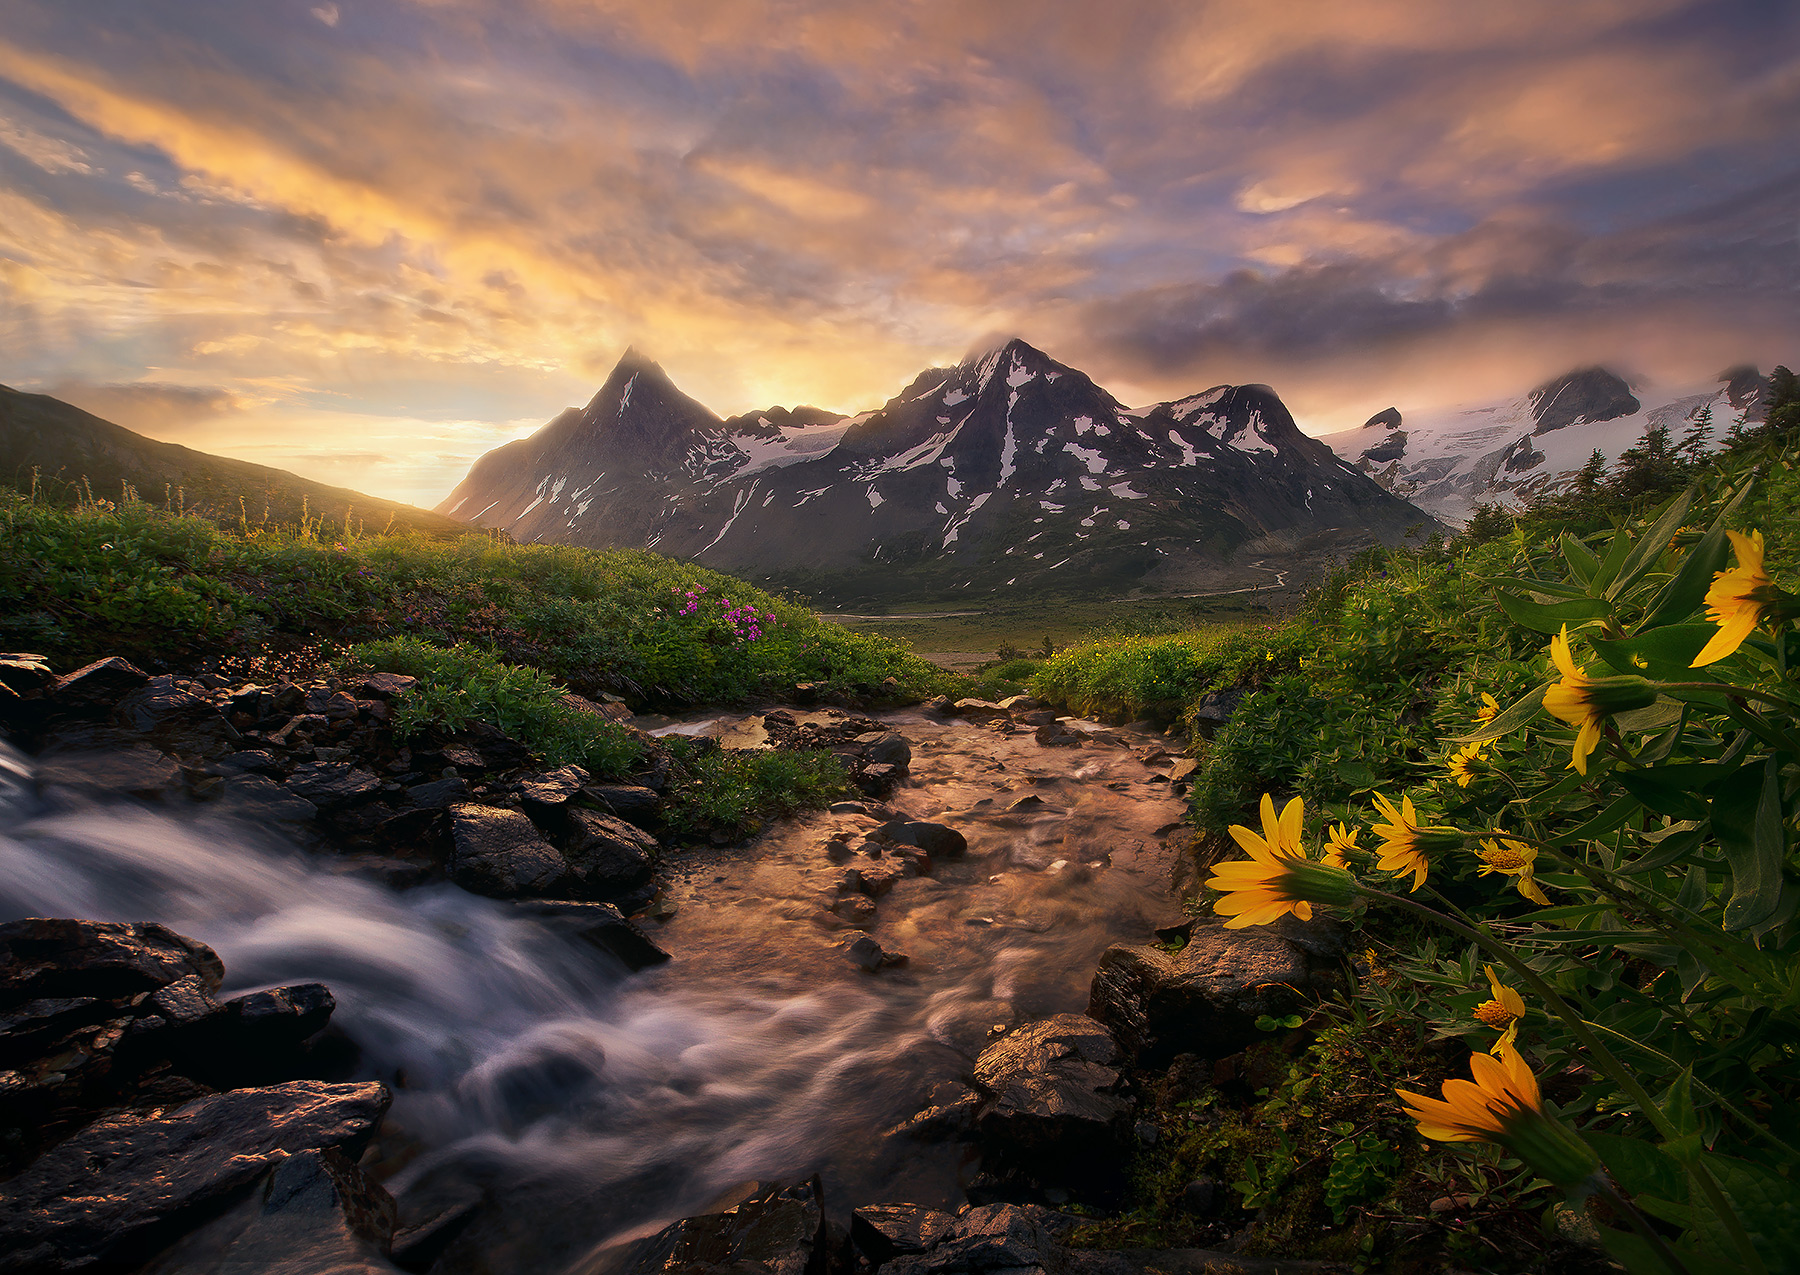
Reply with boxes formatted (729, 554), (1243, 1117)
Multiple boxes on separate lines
(1767, 365), (1799, 435)
(1677, 404), (1713, 466)
(1573, 449), (1607, 495)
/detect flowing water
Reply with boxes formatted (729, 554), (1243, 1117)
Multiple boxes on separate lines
(0, 710), (1189, 1274)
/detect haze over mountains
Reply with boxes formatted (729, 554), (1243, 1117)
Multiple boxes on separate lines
(1321, 366), (1769, 524)
(438, 340), (1435, 604)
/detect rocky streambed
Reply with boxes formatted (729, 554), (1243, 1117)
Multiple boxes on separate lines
(0, 654), (1348, 1275)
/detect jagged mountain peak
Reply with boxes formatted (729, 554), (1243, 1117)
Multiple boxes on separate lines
(1529, 366), (1639, 435)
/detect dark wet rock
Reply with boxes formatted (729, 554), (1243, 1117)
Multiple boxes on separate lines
(851, 1205), (956, 1266)
(322, 691), (360, 721)
(856, 763), (902, 796)
(843, 934), (907, 971)
(998, 695), (1049, 713)
(874, 820), (967, 859)
(1013, 711), (1059, 728)
(1180, 1177), (1218, 1214)
(0, 918), (223, 1005)
(516, 765), (588, 822)
(285, 762), (382, 809)
(114, 676), (240, 755)
(447, 805), (571, 898)
(839, 859), (902, 898)
(881, 1204), (1063, 1275)
(269, 714), (330, 747)
(356, 671), (418, 701)
(1065, 1250), (1349, 1275)
(563, 807), (659, 892)
(922, 696), (955, 717)
(137, 1148), (399, 1275)
(830, 895), (878, 927)
(971, 1014), (1132, 1179)
(404, 776), (469, 809)
(223, 983), (336, 1052)
(949, 698), (1009, 723)
(217, 750), (283, 776)
(888, 1083), (982, 1143)
(0, 653), (55, 694)
(1086, 924), (1336, 1065)
(36, 746), (184, 800)
(0, 1080), (390, 1275)
(510, 901), (670, 970)
(856, 732), (912, 770)
(1189, 688), (1244, 735)
(626, 1176), (829, 1275)
(390, 1198), (480, 1273)
(219, 775), (318, 823)
(1033, 723), (1083, 747)
(45, 657), (149, 718)
(586, 783), (662, 827)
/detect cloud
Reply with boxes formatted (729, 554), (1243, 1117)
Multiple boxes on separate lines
(43, 380), (254, 434)
(311, 4), (341, 27)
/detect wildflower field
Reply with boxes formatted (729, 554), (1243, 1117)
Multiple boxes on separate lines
(1046, 432), (1800, 1270)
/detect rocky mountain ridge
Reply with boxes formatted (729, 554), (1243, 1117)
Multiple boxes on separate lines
(438, 340), (1436, 605)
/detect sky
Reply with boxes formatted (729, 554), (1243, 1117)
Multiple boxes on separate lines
(2, 0), (1797, 508)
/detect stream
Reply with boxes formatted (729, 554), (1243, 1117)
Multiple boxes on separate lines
(0, 708), (1190, 1274)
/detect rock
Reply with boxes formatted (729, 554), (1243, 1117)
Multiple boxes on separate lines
(856, 732), (912, 770)
(922, 696), (955, 717)
(882, 1204), (1063, 1275)
(563, 807), (659, 893)
(1033, 723), (1083, 747)
(950, 698), (1009, 724)
(0, 1080), (390, 1275)
(46, 657), (149, 717)
(1167, 758), (1198, 783)
(1180, 1177), (1218, 1214)
(828, 801), (870, 815)
(998, 695), (1049, 713)
(0, 653), (55, 694)
(1013, 711), (1059, 728)
(35, 746), (184, 799)
(1190, 688), (1245, 734)
(390, 1198), (480, 1273)
(511, 901), (670, 970)
(269, 714), (329, 747)
(1086, 925), (1335, 1065)
(874, 820), (966, 859)
(285, 762), (382, 809)
(971, 1014), (1132, 1179)
(831, 895), (878, 927)
(857, 763), (902, 796)
(404, 776), (469, 809)
(851, 1205), (956, 1266)
(356, 671), (417, 700)
(888, 1084), (982, 1142)
(626, 1176), (829, 1275)
(0, 918), (223, 1004)
(586, 783), (662, 827)
(218, 776), (318, 823)
(447, 805), (571, 898)
(114, 675), (240, 753)
(136, 1149), (398, 1275)
(843, 934), (907, 971)
(217, 750), (283, 776)
(516, 766), (589, 822)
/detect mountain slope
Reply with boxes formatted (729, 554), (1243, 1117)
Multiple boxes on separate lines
(1318, 366), (1766, 525)
(0, 385), (465, 536)
(439, 340), (1436, 604)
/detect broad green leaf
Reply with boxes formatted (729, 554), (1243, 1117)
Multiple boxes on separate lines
(1612, 698), (1685, 734)
(1447, 685), (1546, 744)
(1619, 768), (1720, 820)
(1710, 758), (1786, 931)
(1660, 1069), (1702, 1141)
(1638, 477), (1753, 631)
(1335, 759), (1376, 789)
(1584, 1130), (1686, 1201)
(1591, 626), (1717, 678)
(1563, 793), (1644, 841)
(1561, 531), (1601, 584)
(1494, 590), (1613, 633)
(1606, 488), (1695, 601)
(1593, 1224), (1705, 1275)
(1693, 1157), (1800, 1273)
(1590, 522), (1638, 594)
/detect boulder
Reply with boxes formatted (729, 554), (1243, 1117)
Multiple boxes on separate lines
(356, 671), (417, 700)
(403, 776), (469, 809)
(843, 935), (907, 972)
(447, 805), (571, 898)
(1086, 924), (1336, 1064)
(874, 821), (966, 859)
(0, 653), (55, 694)
(949, 699), (1009, 724)
(1033, 723), (1083, 748)
(851, 1205), (956, 1266)
(516, 766), (589, 822)
(971, 1014), (1131, 1178)
(510, 901), (670, 971)
(626, 1176), (830, 1275)
(46, 657), (149, 717)
(881, 1204), (1064, 1275)
(0, 918), (224, 1004)
(563, 807), (659, 893)
(217, 750), (283, 776)
(1189, 688), (1245, 735)
(0, 1080), (390, 1275)
(998, 695), (1049, 713)
(218, 775), (318, 823)
(586, 783), (662, 827)
(285, 762), (382, 809)
(114, 676), (240, 755)
(35, 746), (184, 800)
(856, 732), (912, 771)
(137, 1148), (398, 1275)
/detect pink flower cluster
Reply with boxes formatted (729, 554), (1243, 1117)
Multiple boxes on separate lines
(670, 585), (777, 642)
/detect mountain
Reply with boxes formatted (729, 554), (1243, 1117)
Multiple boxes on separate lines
(0, 384), (465, 536)
(1317, 365), (1768, 525)
(438, 340), (1436, 604)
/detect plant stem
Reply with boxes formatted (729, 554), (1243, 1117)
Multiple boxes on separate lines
(1598, 1181), (1693, 1275)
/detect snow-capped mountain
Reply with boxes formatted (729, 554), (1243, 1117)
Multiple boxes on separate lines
(1319, 366), (1767, 525)
(439, 340), (1437, 603)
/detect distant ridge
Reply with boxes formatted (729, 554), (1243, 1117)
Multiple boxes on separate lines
(0, 385), (465, 536)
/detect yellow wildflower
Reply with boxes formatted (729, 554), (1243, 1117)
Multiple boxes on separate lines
(1447, 742), (1487, 788)
(1396, 1049), (1601, 1191)
(1476, 692), (1500, 724)
(1541, 626), (1654, 775)
(1323, 822), (1359, 869)
(1690, 530), (1772, 666)
(1369, 792), (1461, 891)
(1208, 794), (1355, 928)
(1472, 965), (1526, 1054)
(1475, 836), (1550, 905)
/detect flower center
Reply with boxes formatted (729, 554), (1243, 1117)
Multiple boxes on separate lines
(1482, 847), (1530, 870)
(1474, 999), (1520, 1028)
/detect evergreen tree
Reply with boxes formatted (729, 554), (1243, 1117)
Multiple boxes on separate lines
(1724, 407), (1756, 451)
(1677, 404), (1714, 467)
(1573, 448), (1608, 495)
(1608, 421), (1683, 504)
(1767, 365), (1800, 435)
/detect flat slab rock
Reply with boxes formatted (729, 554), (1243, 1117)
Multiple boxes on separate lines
(447, 803), (570, 898)
(971, 1013), (1132, 1167)
(0, 917), (224, 1003)
(0, 1079), (391, 1275)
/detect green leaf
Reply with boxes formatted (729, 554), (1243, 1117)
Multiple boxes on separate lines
(1563, 793), (1644, 842)
(1618, 769), (1716, 820)
(1589, 522), (1638, 594)
(1693, 1157), (1800, 1273)
(1591, 626), (1717, 678)
(1493, 590), (1613, 633)
(1584, 1130), (1686, 1201)
(1612, 698), (1685, 734)
(1606, 488), (1695, 601)
(1638, 475), (1756, 632)
(1447, 685), (1546, 744)
(1561, 531), (1601, 584)
(1593, 1224), (1701, 1275)
(1335, 759), (1376, 789)
(1709, 757), (1786, 931)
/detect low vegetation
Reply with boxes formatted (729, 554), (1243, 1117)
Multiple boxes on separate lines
(1037, 380), (1800, 1272)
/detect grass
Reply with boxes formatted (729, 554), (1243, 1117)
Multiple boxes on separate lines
(825, 592), (1270, 656)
